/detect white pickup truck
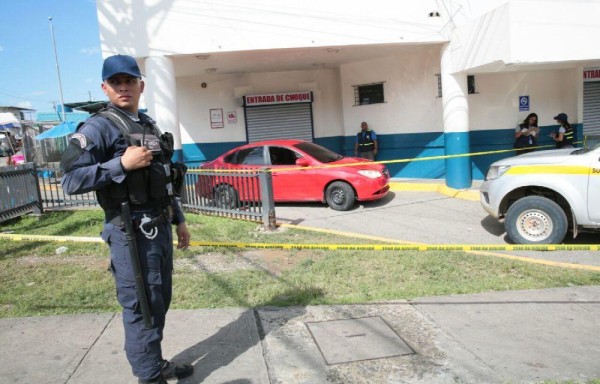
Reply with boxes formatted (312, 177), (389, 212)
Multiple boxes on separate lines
(480, 145), (600, 244)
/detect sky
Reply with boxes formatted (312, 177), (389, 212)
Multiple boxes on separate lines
(0, 0), (106, 118)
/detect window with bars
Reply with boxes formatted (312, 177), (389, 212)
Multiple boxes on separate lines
(434, 74), (477, 97)
(353, 82), (385, 105)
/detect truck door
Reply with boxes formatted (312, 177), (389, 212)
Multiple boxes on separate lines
(587, 153), (600, 221)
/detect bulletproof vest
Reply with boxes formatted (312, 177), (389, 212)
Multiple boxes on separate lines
(556, 125), (574, 148)
(357, 130), (375, 152)
(96, 108), (176, 212)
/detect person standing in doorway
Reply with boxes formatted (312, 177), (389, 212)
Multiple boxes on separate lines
(550, 113), (574, 148)
(354, 121), (378, 160)
(61, 54), (193, 384)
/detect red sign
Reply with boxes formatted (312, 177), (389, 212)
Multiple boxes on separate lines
(245, 92), (312, 106)
(583, 68), (600, 82)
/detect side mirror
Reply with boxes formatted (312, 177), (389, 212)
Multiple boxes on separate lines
(295, 157), (310, 167)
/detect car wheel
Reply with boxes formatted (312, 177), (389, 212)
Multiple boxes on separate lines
(325, 181), (355, 211)
(504, 196), (568, 244)
(214, 184), (238, 209)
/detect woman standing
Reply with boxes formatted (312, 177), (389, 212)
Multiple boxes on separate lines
(514, 113), (540, 154)
(550, 113), (574, 148)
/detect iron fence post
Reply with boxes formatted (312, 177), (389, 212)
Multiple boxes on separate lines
(31, 163), (43, 215)
(259, 168), (276, 230)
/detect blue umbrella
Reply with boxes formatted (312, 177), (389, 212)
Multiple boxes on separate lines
(35, 121), (79, 140)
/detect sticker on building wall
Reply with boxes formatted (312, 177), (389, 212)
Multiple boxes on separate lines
(583, 67), (600, 82)
(227, 111), (237, 124)
(519, 96), (529, 112)
(210, 108), (224, 129)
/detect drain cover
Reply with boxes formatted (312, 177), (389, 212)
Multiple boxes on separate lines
(305, 316), (414, 365)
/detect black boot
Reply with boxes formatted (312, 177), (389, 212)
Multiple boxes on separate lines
(138, 376), (167, 384)
(161, 360), (194, 380)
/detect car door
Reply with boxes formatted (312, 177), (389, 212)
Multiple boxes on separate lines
(268, 146), (317, 201)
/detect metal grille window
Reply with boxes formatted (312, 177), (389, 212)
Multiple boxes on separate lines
(353, 82), (385, 105)
(468, 75), (476, 94)
(435, 74), (442, 97)
(434, 75), (476, 96)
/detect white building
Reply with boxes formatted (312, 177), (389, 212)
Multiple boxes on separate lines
(96, 0), (600, 187)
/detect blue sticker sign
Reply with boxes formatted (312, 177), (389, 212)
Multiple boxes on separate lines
(519, 95), (530, 111)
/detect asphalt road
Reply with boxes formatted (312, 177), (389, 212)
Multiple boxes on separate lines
(274, 190), (600, 268)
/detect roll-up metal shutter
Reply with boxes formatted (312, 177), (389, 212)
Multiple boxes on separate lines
(245, 103), (314, 143)
(583, 81), (600, 136)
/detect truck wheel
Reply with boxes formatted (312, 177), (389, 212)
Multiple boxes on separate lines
(325, 181), (355, 211)
(504, 196), (568, 244)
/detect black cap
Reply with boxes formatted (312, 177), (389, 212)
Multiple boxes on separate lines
(553, 113), (568, 122)
(102, 54), (142, 80)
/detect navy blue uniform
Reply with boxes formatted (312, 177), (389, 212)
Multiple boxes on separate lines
(62, 104), (184, 381)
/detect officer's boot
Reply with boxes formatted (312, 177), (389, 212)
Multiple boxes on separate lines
(161, 360), (194, 380)
(138, 376), (167, 384)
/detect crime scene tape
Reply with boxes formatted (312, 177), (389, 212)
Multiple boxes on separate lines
(187, 142), (573, 174)
(1, 233), (598, 252)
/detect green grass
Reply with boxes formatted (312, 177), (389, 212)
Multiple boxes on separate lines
(1, 209), (599, 318)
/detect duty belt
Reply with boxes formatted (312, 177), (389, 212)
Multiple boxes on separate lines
(107, 205), (173, 232)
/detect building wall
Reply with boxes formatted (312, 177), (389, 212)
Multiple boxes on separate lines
(176, 68), (344, 163)
(175, 45), (584, 179)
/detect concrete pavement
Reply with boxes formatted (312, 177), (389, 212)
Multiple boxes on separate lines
(1, 286), (599, 383)
(1, 180), (599, 383)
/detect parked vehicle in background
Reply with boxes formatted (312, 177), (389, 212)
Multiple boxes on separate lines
(480, 144), (600, 244)
(195, 139), (390, 211)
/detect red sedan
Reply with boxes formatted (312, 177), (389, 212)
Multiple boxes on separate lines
(195, 139), (390, 211)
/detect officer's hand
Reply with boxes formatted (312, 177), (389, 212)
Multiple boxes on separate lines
(175, 223), (191, 249)
(121, 146), (152, 171)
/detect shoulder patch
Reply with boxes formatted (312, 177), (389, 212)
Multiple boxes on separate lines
(71, 133), (88, 148)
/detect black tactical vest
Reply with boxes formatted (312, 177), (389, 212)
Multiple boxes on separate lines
(357, 130), (375, 152)
(96, 108), (175, 212)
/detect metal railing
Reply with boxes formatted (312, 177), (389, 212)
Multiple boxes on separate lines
(0, 163), (43, 223)
(183, 166), (276, 229)
(1, 163), (276, 229)
(37, 167), (99, 209)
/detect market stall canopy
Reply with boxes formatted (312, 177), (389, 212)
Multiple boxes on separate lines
(0, 112), (21, 132)
(35, 121), (78, 140)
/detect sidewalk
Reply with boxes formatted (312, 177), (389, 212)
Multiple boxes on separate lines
(1, 286), (599, 384)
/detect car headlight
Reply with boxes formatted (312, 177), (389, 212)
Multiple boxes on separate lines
(486, 165), (511, 180)
(358, 170), (383, 179)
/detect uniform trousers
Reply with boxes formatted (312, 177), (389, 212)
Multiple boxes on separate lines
(101, 219), (173, 381)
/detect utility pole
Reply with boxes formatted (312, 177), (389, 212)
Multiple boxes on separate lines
(48, 16), (66, 122)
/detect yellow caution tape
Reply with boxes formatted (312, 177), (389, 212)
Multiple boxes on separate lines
(1, 233), (598, 252)
(2, 233), (599, 271)
(0, 233), (104, 243)
(187, 142), (578, 174)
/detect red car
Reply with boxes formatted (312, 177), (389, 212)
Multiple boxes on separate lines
(195, 139), (390, 211)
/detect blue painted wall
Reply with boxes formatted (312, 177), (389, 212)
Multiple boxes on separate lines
(181, 124), (582, 180)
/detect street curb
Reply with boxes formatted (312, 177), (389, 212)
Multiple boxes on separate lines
(389, 182), (480, 201)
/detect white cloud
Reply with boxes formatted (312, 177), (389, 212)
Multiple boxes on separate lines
(0, 45), (4, 52)
(80, 47), (100, 55)
(84, 78), (94, 83)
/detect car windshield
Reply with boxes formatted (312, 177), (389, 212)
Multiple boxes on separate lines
(571, 141), (600, 155)
(294, 142), (343, 163)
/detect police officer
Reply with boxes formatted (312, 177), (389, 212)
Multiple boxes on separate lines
(550, 112), (574, 149)
(354, 121), (378, 160)
(61, 54), (193, 384)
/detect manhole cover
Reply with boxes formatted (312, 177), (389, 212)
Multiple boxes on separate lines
(305, 316), (414, 365)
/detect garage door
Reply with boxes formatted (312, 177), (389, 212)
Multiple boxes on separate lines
(583, 77), (600, 136)
(245, 103), (314, 143)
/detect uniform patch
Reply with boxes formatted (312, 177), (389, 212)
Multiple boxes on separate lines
(71, 133), (88, 148)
